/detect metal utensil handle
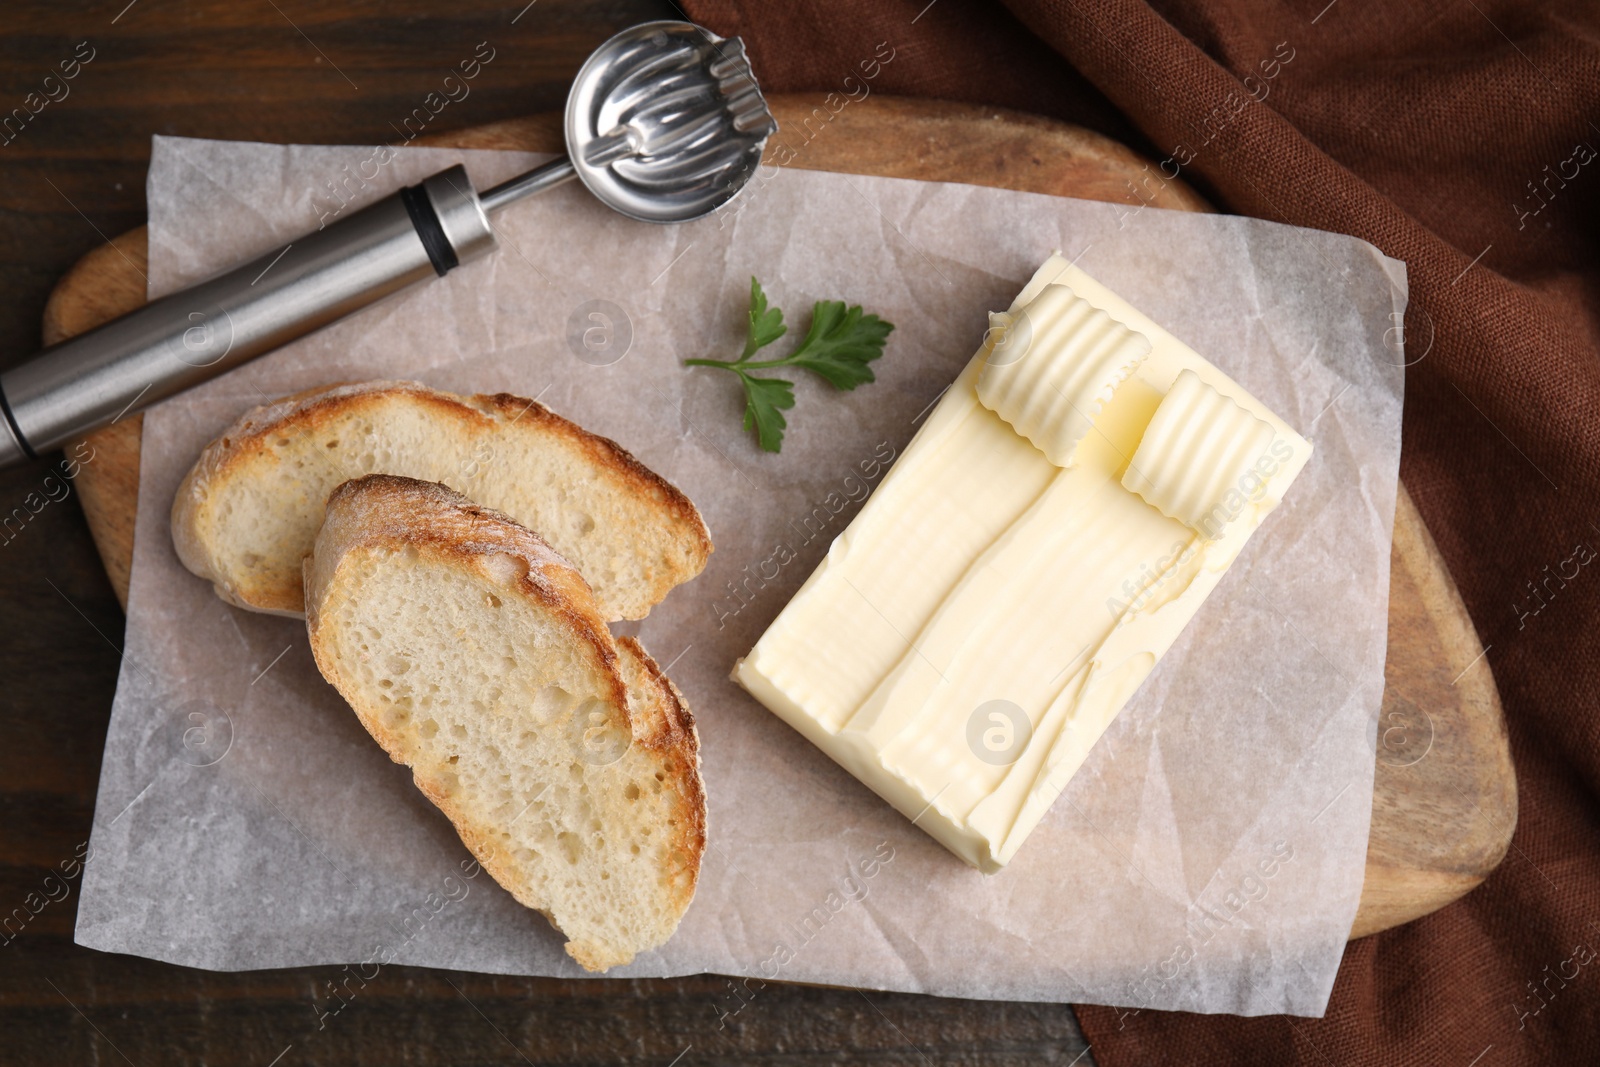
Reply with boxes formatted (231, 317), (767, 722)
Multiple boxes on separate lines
(479, 157), (577, 215)
(0, 164), (495, 466)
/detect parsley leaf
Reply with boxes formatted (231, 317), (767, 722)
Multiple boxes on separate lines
(685, 277), (895, 453)
(738, 371), (794, 453)
(743, 277), (787, 358)
(785, 300), (894, 390)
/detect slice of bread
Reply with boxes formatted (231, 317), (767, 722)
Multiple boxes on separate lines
(173, 380), (712, 621)
(304, 475), (705, 971)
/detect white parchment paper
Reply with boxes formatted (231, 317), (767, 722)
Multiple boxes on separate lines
(75, 135), (1405, 1017)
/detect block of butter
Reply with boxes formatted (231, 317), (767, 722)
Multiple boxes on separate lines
(734, 254), (1312, 872)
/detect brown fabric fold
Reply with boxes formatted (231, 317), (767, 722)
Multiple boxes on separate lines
(683, 0), (1600, 1062)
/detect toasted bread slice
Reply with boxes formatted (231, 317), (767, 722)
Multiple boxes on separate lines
(304, 475), (705, 971)
(173, 380), (712, 621)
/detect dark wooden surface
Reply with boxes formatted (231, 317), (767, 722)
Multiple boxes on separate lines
(0, 3), (1099, 1064)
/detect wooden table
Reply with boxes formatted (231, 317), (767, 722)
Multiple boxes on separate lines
(0, 3), (1512, 1064)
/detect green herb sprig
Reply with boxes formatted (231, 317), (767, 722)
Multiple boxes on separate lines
(685, 278), (894, 452)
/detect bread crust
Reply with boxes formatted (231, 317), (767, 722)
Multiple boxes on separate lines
(174, 380), (712, 620)
(305, 475), (705, 971)
(616, 634), (706, 907)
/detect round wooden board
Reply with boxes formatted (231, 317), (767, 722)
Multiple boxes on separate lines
(43, 94), (1512, 942)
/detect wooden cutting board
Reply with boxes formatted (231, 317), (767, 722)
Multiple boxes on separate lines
(42, 94), (1513, 941)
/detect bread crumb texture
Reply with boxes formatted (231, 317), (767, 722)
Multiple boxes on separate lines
(305, 475), (705, 971)
(173, 380), (711, 620)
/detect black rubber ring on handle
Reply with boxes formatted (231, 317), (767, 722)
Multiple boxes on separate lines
(399, 183), (459, 277)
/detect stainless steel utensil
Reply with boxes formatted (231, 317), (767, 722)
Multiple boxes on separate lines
(0, 20), (775, 469)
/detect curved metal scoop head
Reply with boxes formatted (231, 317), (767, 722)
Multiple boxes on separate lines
(566, 21), (777, 223)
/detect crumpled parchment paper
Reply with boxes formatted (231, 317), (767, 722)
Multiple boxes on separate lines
(74, 135), (1405, 1017)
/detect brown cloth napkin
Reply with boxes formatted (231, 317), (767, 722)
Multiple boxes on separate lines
(683, 0), (1600, 1062)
